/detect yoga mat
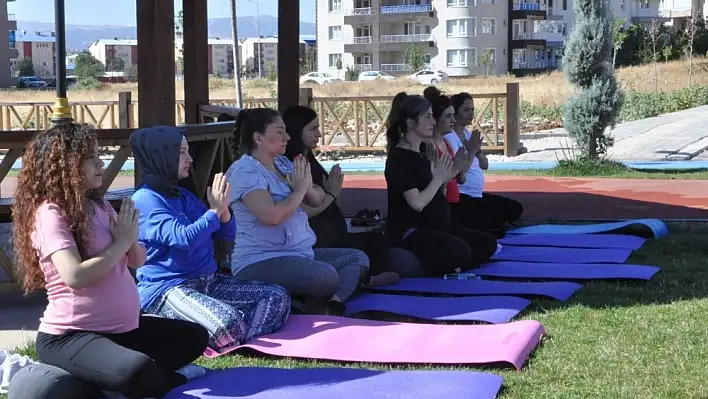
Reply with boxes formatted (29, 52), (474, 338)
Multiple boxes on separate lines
(208, 315), (545, 370)
(492, 245), (633, 264)
(368, 278), (582, 301)
(344, 293), (531, 324)
(165, 367), (504, 399)
(508, 219), (669, 239)
(499, 233), (647, 250)
(472, 261), (661, 281)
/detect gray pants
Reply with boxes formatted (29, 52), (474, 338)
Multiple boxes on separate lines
(235, 248), (370, 301)
(8, 363), (101, 399)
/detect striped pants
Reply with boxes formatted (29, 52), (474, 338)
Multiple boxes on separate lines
(146, 273), (291, 351)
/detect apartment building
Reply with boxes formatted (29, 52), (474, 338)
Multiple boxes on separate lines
(0, 0), (17, 88)
(659, 0), (707, 26)
(240, 37), (308, 78)
(317, 0), (660, 77)
(88, 39), (138, 71)
(175, 38), (239, 77)
(10, 31), (56, 79)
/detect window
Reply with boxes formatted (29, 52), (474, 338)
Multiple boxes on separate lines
(482, 48), (496, 64)
(446, 19), (475, 37)
(639, 0), (649, 8)
(447, 0), (472, 5)
(404, 22), (422, 35)
(355, 25), (372, 37)
(447, 49), (470, 67)
(328, 26), (342, 40)
(562, 0), (567, 10)
(480, 0), (496, 3)
(329, 0), (342, 12)
(328, 53), (342, 67)
(355, 53), (371, 64)
(481, 18), (496, 35)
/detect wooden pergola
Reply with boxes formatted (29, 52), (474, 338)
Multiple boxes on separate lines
(136, 0), (301, 127)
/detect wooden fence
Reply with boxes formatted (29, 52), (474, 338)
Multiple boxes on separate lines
(0, 83), (520, 155)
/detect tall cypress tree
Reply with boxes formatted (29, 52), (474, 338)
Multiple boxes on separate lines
(562, 0), (624, 160)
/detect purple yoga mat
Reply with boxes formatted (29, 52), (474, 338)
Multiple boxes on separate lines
(472, 261), (661, 281)
(344, 293), (531, 324)
(498, 233), (647, 250)
(165, 367), (504, 399)
(369, 278), (582, 301)
(492, 245), (633, 264)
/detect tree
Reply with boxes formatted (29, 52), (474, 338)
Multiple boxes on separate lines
(562, 0), (624, 160)
(645, 19), (668, 91)
(335, 58), (343, 79)
(404, 44), (426, 72)
(175, 10), (185, 76)
(611, 18), (628, 68)
(75, 51), (104, 79)
(304, 46), (317, 73)
(105, 56), (125, 72)
(15, 59), (34, 77)
(478, 49), (493, 76)
(267, 62), (277, 81)
(681, 9), (702, 86)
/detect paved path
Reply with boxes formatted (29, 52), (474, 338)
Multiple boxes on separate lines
(515, 105), (708, 162)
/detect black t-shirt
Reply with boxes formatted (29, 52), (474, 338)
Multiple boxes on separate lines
(308, 156), (348, 248)
(385, 146), (451, 242)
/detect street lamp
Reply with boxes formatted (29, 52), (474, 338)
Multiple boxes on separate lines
(51, 0), (72, 125)
(246, 0), (261, 79)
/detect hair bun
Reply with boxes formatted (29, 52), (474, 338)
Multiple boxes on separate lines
(423, 86), (442, 101)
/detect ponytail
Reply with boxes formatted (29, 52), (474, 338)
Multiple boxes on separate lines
(386, 92), (409, 152)
(423, 86), (450, 121)
(231, 107), (281, 158)
(231, 109), (250, 158)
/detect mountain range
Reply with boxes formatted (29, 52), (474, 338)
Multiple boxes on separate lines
(17, 16), (316, 50)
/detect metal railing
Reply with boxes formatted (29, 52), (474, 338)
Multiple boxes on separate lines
(512, 59), (557, 69)
(350, 36), (373, 44)
(346, 7), (372, 15)
(380, 63), (410, 71)
(354, 64), (373, 72)
(7, 13), (15, 21)
(380, 4), (432, 13)
(380, 34), (431, 43)
(447, 0), (472, 6)
(512, 2), (547, 10)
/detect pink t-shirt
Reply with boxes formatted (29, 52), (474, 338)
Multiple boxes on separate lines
(32, 200), (140, 335)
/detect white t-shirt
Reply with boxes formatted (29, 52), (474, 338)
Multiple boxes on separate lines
(444, 129), (484, 198)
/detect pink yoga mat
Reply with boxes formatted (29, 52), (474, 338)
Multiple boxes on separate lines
(204, 315), (545, 370)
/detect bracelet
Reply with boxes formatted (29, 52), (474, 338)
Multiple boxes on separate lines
(326, 191), (337, 200)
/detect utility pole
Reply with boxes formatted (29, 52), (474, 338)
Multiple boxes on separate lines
(229, 0), (243, 107)
(246, 0), (261, 79)
(51, 0), (72, 124)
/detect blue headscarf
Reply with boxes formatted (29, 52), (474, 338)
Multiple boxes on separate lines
(129, 126), (185, 197)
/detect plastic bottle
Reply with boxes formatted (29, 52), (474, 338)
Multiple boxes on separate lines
(443, 273), (480, 280)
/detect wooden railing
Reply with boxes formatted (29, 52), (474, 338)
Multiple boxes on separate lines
(0, 83), (521, 156)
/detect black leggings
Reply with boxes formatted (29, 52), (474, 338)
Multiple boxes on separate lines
(395, 226), (498, 277)
(452, 193), (523, 232)
(35, 315), (209, 399)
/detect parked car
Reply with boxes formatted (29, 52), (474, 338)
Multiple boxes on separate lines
(17, 76), (48, 89)
(358, 71), (396, 82)
(409, 69), (449, 85)
(300, 72), (341, 85)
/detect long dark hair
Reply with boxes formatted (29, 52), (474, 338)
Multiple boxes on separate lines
(282, 105), (328, 186)
(231, 108), (281, 158)
(423, 86), (451, 122)
(451, 92), (474, 114)
(385, 93), (431, 152)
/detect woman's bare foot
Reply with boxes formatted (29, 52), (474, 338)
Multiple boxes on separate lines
(367, 272), (400, 287)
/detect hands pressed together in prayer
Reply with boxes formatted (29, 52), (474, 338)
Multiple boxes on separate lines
(323, 164), (344, 199)
(207, 173), (232, 222)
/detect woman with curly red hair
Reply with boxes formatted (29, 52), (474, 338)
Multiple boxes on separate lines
(11, 123), (209, 399)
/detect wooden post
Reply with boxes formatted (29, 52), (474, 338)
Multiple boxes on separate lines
(118, 92), (141, 187)
(136, 0), (176, 127)
(504, 82), (520, 157)
(277, 0), (300, 111)
(182, 0), (209, 125)
(299, 88), (313, 108)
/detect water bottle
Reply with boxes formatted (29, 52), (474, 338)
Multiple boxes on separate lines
(444, 273), (480, 280)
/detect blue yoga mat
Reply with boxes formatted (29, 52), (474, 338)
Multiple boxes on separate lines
(492, 245), (633, 264)
(508, 219), (669, 239)
(472, 261), (661, 281)
(369, 278), (583, 301)
(498, 233), (647, 250)
(165, 367), (504, 399)
(345, 293), (531, 324)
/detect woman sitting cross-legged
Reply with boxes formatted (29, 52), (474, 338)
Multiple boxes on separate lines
(282, 105), (399, 287)
(11, 123), (209, 399)
(445, 92), (523, 234)
(384, 94), (499, 277)
(130, 126), (291, 355)
(226, 108), (371, 314)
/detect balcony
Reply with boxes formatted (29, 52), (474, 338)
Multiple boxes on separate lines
(354, 64), (373, 72)
(380, 34), (430, 43)
(344, 7), (375, 24)
(7, 13), (15, 21)
(381, 63), (411, 72)
(511, 1), (548, 18)
(512, 59), (557, 70)
(346, 7), (373, 15)
(511, 31), (547, 46)
(379, 3), (433, 22)
(344, 36), (374, 52)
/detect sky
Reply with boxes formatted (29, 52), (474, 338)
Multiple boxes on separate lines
(7, 0), (316, 25)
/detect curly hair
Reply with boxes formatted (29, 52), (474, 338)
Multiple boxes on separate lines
(12, 123), (102, 294)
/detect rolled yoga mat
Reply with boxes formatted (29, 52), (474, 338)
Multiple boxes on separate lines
(508, 219), (669, 239)
(491, 245), (633, 264)
(205, 315), (545, 370)
(368, 278), (583, 301)
(344, 293), (531, 324)
(165, 367), (504, 399)
(498, 233), (647, 250)
(471, 261), (661, 281)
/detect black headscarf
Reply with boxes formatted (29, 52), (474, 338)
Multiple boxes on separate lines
(129, 126), (185, 197)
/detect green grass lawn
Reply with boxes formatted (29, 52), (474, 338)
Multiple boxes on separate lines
(6, 223), (708, 399)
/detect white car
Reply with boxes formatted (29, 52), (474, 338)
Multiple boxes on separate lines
(409, 69), (449, 85)
(358, 71), (396, 81)
(300, 72), (341, 85)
